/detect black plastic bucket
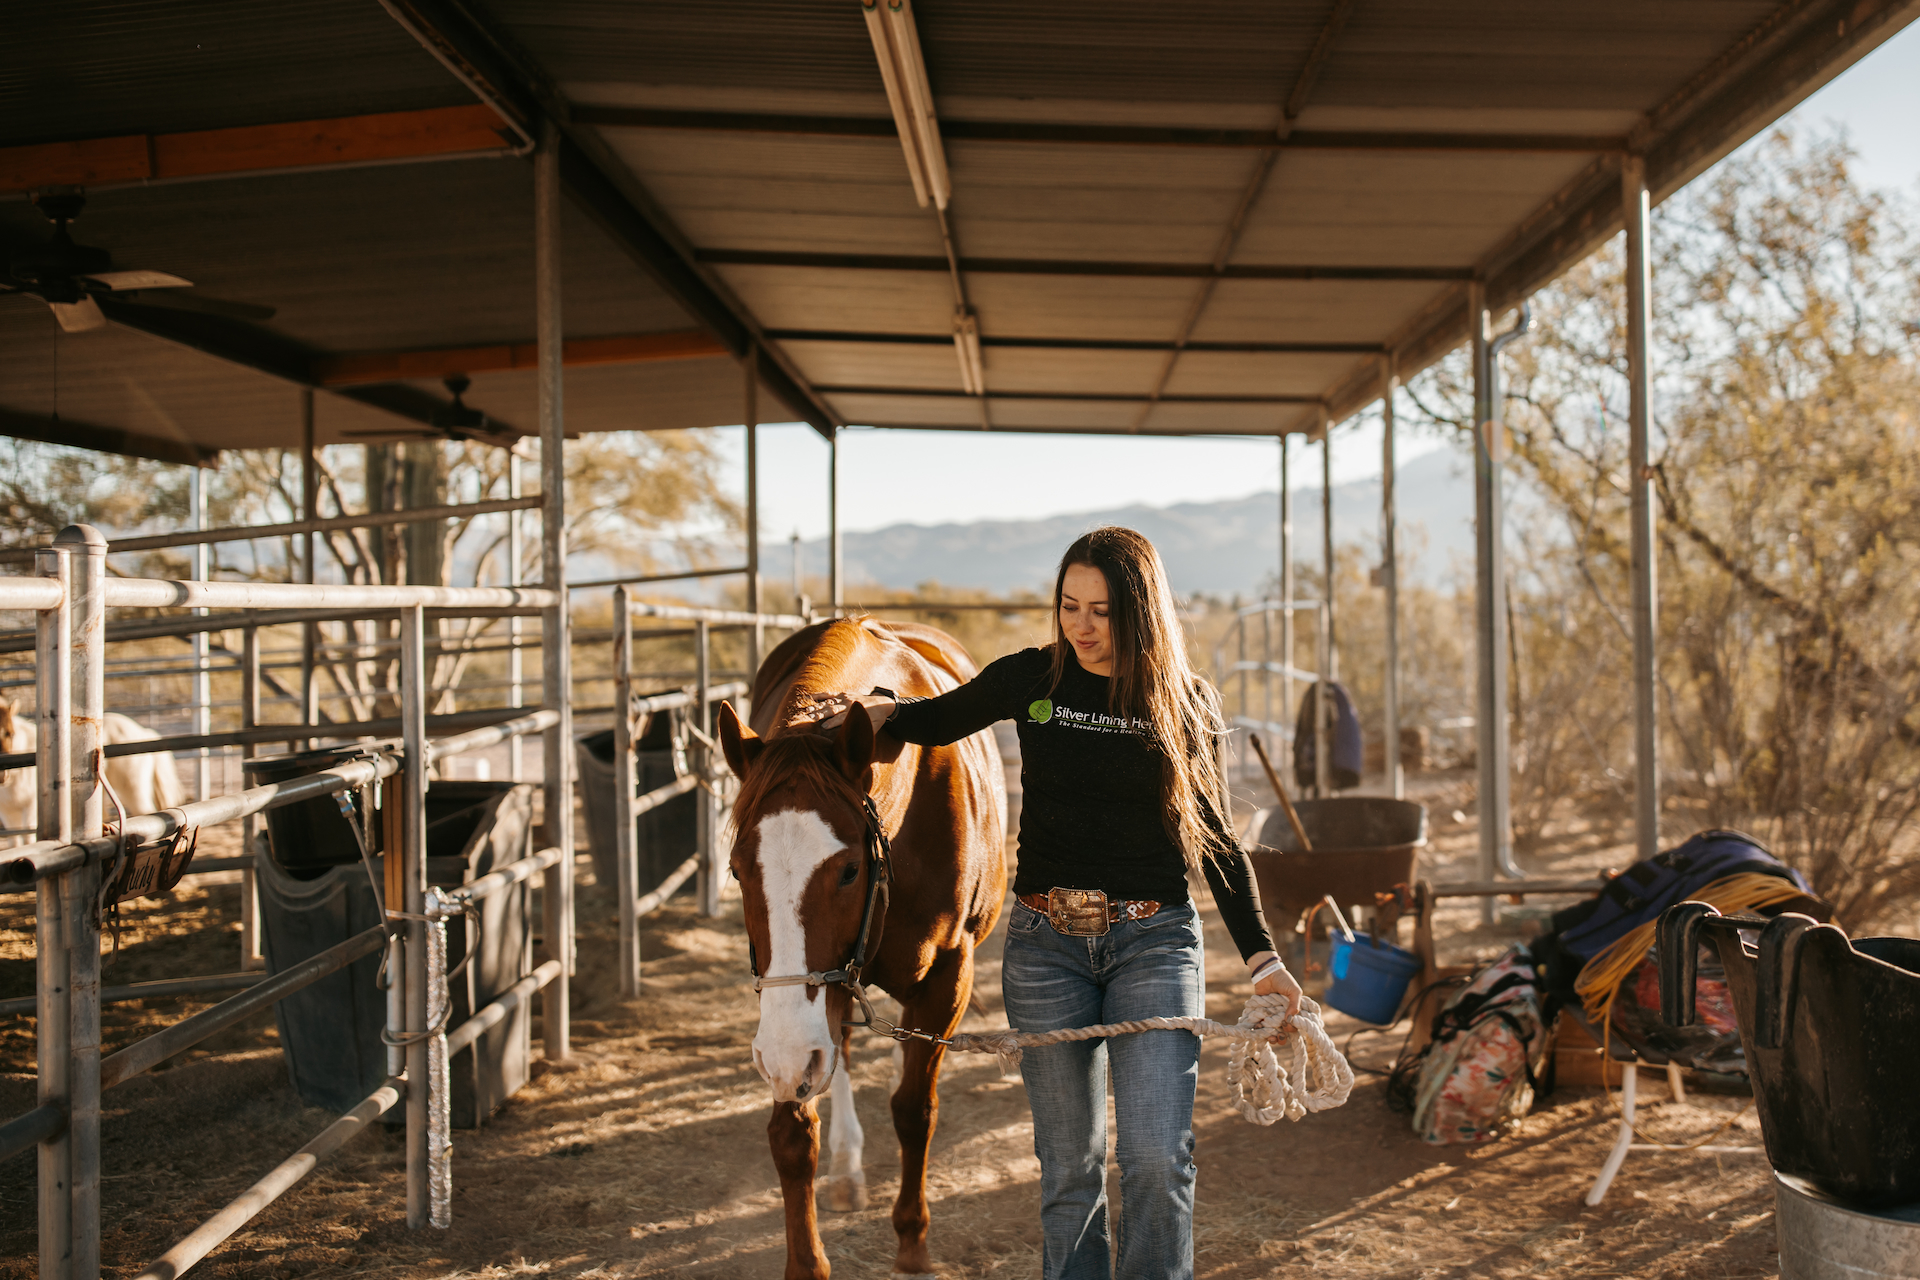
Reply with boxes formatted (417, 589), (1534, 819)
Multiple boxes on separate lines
(1660, 906), (1920, 1208)
(577, 715), (697, 901)
(259, 780), (535, 1126)
(243, 743), (394, 876)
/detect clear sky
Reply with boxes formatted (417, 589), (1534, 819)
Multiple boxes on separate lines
(725, 24), (1920, 544)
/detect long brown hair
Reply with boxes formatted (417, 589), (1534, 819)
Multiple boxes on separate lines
(1049, 526), (1229, 874)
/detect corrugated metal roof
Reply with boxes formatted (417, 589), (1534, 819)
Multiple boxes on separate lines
(2, 0), (1913, 456)
(0, 0), (467, 146)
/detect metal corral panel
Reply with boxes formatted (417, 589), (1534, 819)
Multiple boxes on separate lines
(0, 1), (467, 145)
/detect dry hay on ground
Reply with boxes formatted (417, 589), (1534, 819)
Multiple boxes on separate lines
(0, 790), (1781, 1278)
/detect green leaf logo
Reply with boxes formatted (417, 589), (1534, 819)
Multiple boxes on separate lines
(1028, 698), (1054, 724)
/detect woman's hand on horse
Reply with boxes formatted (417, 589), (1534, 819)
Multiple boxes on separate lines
(804, 692), (896, 733)
(1248, 951), (1303, 1042)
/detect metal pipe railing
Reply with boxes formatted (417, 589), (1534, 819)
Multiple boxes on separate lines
(11, 522), (810, 1273)
(0, 972), (262, 1017)
(0, 496), (543, 565)
(132, 1078), (403, 1280)
(100, 925), (389, 1090)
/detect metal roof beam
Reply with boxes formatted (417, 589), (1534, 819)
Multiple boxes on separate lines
(0, 408), (219, 468)
(313, 330), (730, 386)
(818, 386), (1319, 405)
(0, 106), (516, 195)
(699, 250), (1468, 281)
(766, 329), (1382, 354)
(573, 107), (1623, 154)
(377, 0), (839, 440)
(92, 298), (520, 441)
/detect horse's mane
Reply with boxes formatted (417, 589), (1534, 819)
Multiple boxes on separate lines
(769, 618), (873, 735)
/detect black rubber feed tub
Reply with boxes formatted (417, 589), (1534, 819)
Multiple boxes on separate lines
(1244, 797), (1427, 929)
(1660, 906), (1920, 1208)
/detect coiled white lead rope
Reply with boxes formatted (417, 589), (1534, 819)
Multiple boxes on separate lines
(942, 992), (1353, 1125)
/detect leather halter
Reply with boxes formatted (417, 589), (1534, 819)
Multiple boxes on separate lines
(749, 792), (893, 1029)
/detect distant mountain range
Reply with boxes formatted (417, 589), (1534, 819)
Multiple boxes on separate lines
(769, 446), (1478, 598)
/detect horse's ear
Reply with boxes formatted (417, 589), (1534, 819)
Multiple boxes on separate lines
(718, 702), (763, 780)
(834, 701), (877, 783)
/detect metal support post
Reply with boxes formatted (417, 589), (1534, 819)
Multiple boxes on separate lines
(239, 627), (263, 971)
(1279, 436), (1294, 744)
(694, 619), (717, 918)
(744, 351), (762, 688)
(1235, 615), (1248, 739)
(1381, 355), (1403, 800)
(57, 524), (106, 1280)
(1471, 282), (1510, 918)
(1623, 156), (1660, 862)
(613, 587), (639, 996)
(1318, 410), (1335, 797)
(507, 447), (524, 783)
(1314, 603), (1331, 798)
(535, 121), (572, 1065)
(35, 542), (73, 1280)
(828, 432), (843, 612)
(399, 606), (430, 1229)
(301, 391), (319, 748)
(190, 469), (211, 802)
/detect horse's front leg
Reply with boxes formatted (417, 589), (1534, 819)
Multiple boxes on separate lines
(768, 1100), (831, 1280)
(889, 945), (972, 1276)
(826, 1029), (868, 1210)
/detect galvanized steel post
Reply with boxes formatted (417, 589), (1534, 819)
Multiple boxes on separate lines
(35, 542), (72, 1280)
(1470, 283), (1514, 918)
(695, 619), (718, 917)
(1317, 409), (1334, 798)
(828, 433), (843, 612)
(613, 587), (639, 995)
(536, 120), (573, 1066)
(56, 524), (105, 1280)
(744, 350), (762, 684)
(1279, 436), (1293, 750)
(400, 604), (430, 1228)
(1381, 355), (1403, 800)
(240, 626), (263, 971)
(190, 468), (211, 802)
(508, 447), (525, 784)
(1623, 156), (1660, 862)
(300, 389), (320, 745)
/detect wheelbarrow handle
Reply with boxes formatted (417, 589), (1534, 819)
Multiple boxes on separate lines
(1248, 733), (1313, 854)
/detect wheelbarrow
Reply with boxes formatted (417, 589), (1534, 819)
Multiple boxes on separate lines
(1243, 797), (1427, 937)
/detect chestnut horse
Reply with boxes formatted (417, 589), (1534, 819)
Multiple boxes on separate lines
(719, 617), (1006, 1279)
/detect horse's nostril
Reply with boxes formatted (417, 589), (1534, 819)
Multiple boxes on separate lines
(795, 1082), (809, 1098)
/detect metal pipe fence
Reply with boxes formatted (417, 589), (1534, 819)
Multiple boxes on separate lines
(1, 526), (807, 1279)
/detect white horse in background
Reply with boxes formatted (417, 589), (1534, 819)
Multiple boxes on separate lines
(0, 700), (187, 841)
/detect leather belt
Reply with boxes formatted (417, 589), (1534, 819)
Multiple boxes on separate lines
(1018, 888), (1162, 936)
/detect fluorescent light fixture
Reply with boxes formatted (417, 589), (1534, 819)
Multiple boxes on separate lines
(953, 307), (985, 394)
(863, 0), (950, 209)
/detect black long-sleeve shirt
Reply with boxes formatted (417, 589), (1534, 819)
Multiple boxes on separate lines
(885, 646), (1275, 961)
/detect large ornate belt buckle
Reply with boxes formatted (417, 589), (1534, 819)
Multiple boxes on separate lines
(1046, 887), (1111, 936)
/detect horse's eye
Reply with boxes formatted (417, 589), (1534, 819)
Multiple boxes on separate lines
(838, 861), (860, 886)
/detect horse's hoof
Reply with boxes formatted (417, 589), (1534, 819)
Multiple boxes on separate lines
(828, 1172), (868, 1211)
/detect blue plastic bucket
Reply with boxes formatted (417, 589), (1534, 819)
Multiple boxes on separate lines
(1326, 936), (1422, 1025)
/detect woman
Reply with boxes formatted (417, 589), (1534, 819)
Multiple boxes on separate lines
(817, 526), (1301, 1280)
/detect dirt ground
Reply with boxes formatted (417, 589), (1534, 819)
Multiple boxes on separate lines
(0, 776), (1781, 1279)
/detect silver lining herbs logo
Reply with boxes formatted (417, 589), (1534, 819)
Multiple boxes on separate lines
(1027, 698), (1054, 724)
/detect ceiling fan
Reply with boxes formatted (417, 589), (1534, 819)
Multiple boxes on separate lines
(343, 374), (525, 449)
(2, 188), (276, 333)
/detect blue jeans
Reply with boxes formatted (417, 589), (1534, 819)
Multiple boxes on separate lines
(1003, 898), (1204, 1280)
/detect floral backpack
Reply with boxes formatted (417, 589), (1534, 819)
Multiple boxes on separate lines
(1396, 947), (1549, 1145)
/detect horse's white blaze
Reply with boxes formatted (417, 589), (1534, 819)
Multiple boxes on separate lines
(751, 808), (846, 1102)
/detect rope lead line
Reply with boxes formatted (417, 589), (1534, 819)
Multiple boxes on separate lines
(882, 992), (1355, 1126)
